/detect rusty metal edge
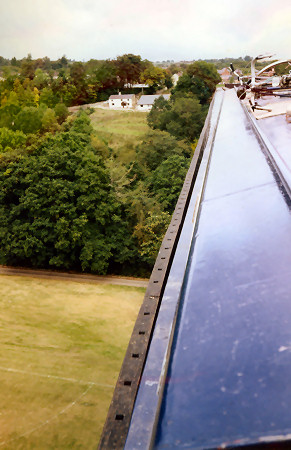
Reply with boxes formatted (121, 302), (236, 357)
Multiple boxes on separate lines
(97, 97), (215, 450)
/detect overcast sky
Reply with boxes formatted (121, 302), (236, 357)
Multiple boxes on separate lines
(0, 0), (290, 62)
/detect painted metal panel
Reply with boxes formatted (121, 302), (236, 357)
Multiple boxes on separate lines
(126, 89), (291, 449)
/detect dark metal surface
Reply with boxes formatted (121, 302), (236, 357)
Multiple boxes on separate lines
(156, 186), (291, 448)
(98, 91), (216, 450)
(124, 90), (224, 450)
(155, 90), (291, 449)
(126, 89), (291, 449)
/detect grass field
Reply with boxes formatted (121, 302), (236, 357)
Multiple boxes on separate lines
(90, 108), (149, 164)
(0, 275), (145, 449)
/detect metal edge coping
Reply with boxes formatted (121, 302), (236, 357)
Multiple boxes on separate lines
(147, 90), (291, 450)
(240, 100), (291, 202)
(147, 90), (224, 449)
(98, 93), (217, 450)
(123, 90), (225, 450)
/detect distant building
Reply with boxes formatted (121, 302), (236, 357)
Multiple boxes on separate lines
(218, 68), (231, 82)
(124, 83), (150, 94)
(137, 94), (170, 111)
(124, 83), (149, 89)
(109, 94), (136, 109)
(171, 72), (183, 86)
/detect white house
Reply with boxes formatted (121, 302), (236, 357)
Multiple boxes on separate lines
(108, 94), (135, 109)
(137, 94), (170, 111)
(171, 71), (183, 86)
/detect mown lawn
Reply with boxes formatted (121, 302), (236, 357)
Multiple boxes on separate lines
(90, 108), (148, 164)
(0, 275), (145, 449)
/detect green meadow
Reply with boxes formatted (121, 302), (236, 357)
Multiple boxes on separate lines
(0, 275), (145, 449)
(90, 108), (148, 163)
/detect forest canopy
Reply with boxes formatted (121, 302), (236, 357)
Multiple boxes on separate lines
(0, 54), (220, 275)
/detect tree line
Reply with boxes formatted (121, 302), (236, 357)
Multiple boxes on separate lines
(0, 53), (173, 108)
(0, 57), (220, 276)
(164, 56), (275, 78)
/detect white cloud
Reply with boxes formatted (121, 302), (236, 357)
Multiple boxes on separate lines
(0, 0), (290, 60)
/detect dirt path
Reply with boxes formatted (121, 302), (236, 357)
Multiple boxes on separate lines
(68, 101), (110, 112)
(0, 265), (149, 288)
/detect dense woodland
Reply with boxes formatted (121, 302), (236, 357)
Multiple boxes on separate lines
(0, 54), (220, 275)
(0, 54), (173, 107)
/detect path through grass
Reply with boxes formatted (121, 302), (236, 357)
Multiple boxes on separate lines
(0, 275), (145, 449)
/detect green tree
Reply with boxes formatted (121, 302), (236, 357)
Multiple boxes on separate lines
(136, 130), (191, 172)
(13, 78), (35, 107)
(140, 65), (166, 87)
(33, 68), (49, 89)
(59, 55), (68, 67)
(173, 61), (220, 104)
(148, 96), (206, 143)
(70, 110), (92, 134)
(42, 57), (52, 70)
(0, 123), (126, 273)
(60, 83), (77, 106)
(0, 103), (20, 128)
(164, 70), (174, 89)
(39, 87), (57, 108)
(165, 96), (206, 142)
(134, 211), (171, 265)
(93, 60), (118, 91)
(70, 62), (86, 86)
(115, 54), (144, 85)
(11, 57), (20, 67)
(41, 108), (58, 132)
(69, 62), (88, 104)
(0, 128), (26, 152)
(14, 106), (43, 134)
(54, 103), (69, 124)
(3, 90), (19, 108)
(147, 96), (171, 131)
(20, 54), (35, 80)
(146, 154), (189, 213)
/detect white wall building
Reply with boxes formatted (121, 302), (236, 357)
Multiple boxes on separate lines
(109, 94), (136, 109)
(137, 94), (170, 111)
(171, 72), (183, 86)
